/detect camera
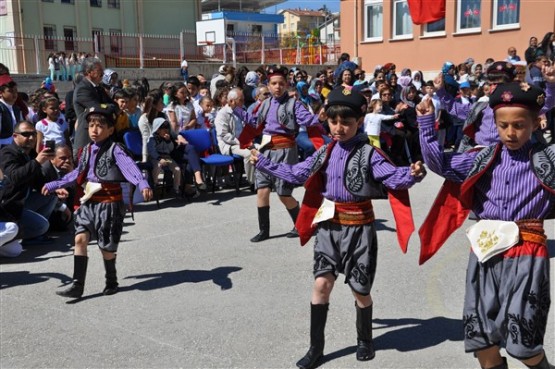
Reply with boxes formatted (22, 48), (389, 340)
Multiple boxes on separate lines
(44, 139), (55, 152)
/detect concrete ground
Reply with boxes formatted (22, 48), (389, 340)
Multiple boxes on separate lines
(1, 170), (554, 369)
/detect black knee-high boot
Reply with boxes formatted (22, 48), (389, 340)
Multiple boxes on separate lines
(251, 206), (270, 242)
(526, 355), (555, 369)
(57, 255), (88, 298)
(296, 303), (329, 369)
(356, 304), (375, 361)
(286, 203), (300, 238)
(103, 258), (119, 295)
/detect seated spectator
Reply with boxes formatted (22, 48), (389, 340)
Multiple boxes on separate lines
(147, 118), (183, 196)
(138, 89), (165, 162)
(112, 89), (131, 142)
(0, 75), (23, 148)
(124, 87), (142, 130)
(41, 144), (74, 231)
(196, 96), (215, 130)
(214, 88), (255, 187)
(166, 82), (197, 132)
(35, 97), (71, 153)
(0, 168), (22, 257)
(505, 46), (521, 63)
(247, 86), (270, 114)
(0, 121), (55, 245)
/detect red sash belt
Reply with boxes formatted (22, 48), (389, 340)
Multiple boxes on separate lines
(89, 183), (123, 203)
(516, 219), (546, 245)
(330, 200), (375, 225)
(269, 134), (296, 149)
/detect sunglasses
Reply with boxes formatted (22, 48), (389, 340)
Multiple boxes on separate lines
(15, 131), (37, 138)
(263, 92), (271, 96)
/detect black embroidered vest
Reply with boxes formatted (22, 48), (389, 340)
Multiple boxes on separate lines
(78, 140), (127, 183)
(309, 134), (388, 199)
(255, 96), (297, 133)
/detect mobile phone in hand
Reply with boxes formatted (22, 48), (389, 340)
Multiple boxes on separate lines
(45, 139), (55, 152)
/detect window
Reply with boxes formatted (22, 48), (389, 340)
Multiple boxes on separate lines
(364, 0), (383, 40)
(226, 24), (234, 37)
(43, 25), (56, 50)
(457, 0), (481, 32)
(393, 0), (412, 38)
(107, 0), (119, 9)
(90, 0), (101, 7)
(109, 29), (122, 54)
(251, 25), (262, 34)
(423, 18), (445, 35)
(493, 0), (519, 28)
(42, 0), (54, 2)
(92, 29), (103, 53)
(61, 0), (74, 4)
(63, 27), (76, 51)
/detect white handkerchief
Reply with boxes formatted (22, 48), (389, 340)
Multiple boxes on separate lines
(466, 220), (520, 263)
(79, 182), (103, 204)
(258, 134), (272, 151)
(312, 198), (336, 226)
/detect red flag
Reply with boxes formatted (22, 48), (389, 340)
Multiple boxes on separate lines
(407, 0), (446, 25)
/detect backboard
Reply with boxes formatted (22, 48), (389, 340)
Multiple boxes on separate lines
(195, 19), (226, 46)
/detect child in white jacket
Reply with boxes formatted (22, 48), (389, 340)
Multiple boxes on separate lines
(363, 99), (398, 148)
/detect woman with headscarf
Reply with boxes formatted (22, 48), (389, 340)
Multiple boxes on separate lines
(243, 71), (259, 108)
(397, 84), (422, 163)
(411, 70), (423, 92)
(308, 79), (323, 105)
(295, 81), (312, 111)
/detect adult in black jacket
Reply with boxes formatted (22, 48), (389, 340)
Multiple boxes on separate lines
(0, 121), (54, 241)
(72, 58), (115, 159)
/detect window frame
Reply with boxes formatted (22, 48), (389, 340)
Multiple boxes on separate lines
(392, 0), (413, 40)
(456, 0), (482, 33)
(109, 29), (122, 54)
(422, 17), (446, 37)
(63, 27), (76, 51)
(90, 0), (102, 8)
(43, 25), (56, 50)
(363, 0), (383, 42)
(107, 0), (120, 9)
(492, 0), (520, 30)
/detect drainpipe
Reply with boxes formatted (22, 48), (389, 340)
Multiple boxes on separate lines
(354, 0), (358, 58)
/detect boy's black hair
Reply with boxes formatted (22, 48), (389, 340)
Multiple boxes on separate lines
(326, 105), (363, 120)
(112, 89), (130, 101)
(187, 76), (200, 87)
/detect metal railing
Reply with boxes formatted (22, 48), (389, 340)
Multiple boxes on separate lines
(1, 30), (341, 74)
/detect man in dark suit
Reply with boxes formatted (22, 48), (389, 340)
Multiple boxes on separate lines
(72, 58), (115, 159)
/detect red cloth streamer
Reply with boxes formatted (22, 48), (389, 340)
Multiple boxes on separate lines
(407, 0), (446, 25)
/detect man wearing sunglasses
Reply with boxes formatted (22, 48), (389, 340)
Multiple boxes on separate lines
(0, 121), (56, 251)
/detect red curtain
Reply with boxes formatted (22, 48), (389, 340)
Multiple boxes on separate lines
(407, 0), (446, 25)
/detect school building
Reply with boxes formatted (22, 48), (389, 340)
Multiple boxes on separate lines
(339, 0), (555, 75)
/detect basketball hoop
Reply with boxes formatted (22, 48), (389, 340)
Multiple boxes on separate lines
(198, 41), (214, 47)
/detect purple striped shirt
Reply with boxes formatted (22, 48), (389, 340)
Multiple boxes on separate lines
(255, 134), (420, 203)
(44, 141), (150, 193)
(418, 114), (555, 220)
(234, 94), (319, 135)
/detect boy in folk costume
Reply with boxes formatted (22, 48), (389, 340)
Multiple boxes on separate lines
(233, 65), (325, 243)
(417, 82), (555, 369)
(42, 106), (153, 298)
(250, 88), (426, 369)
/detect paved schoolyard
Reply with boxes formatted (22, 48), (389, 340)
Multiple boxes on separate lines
(1, 171), (554, 369)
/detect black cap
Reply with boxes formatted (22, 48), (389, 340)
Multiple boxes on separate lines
(85, 104), (118, 126)
(266, 65), (288, 79)
(486, 61), (516, 83)
(326, 87), (367, 116)
(489, 82), (545, 112)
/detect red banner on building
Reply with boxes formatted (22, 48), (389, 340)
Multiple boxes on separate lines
(407, 0), (446, 25)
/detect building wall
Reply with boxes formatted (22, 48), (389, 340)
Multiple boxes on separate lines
(340, 0), (555, 75)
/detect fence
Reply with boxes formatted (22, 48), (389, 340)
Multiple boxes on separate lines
(1, 29), (341, 74)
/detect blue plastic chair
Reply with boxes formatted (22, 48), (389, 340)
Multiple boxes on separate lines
(123, 130), (159, 209)
(180, 128), (235, 193)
